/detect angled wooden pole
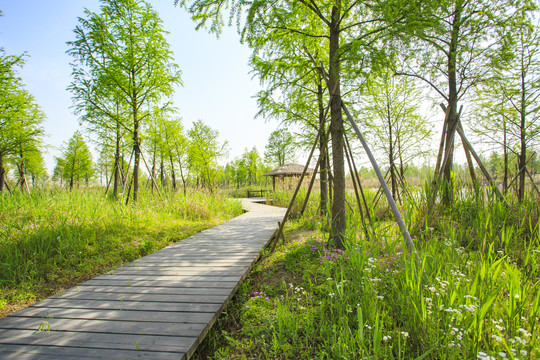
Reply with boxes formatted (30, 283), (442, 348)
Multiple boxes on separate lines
(271, 132), (321, 252)
(139, 145), (163, 199)
(122, 148), (135, 192)
(525, 167), (540, 197)
(344, 138), (371, 241)
(428, 106), (463, 212)
(439, 104), (477, 187)
(104, 160), (117, 197)
(455, 120), (508, 206)
(299, 154), (321, 217)
(344, 132), (372, 224)
(434, 106), (452, 177)
(341, 103), (417, 255)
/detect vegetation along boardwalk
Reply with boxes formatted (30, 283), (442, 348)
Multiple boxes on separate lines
(0, 199), (285, 360)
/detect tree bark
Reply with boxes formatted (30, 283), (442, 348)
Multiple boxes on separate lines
(18, 150), (27, 192)
(441, 2), (462, 205)
(0, 152), (5, 193)
(328, 3), (346, 248)
(169, 152), (177, 190)
(113, 124), (121, 197)
(503, 117), (508, 194)
(317, 72), (329, 217)
(518, 60), (527, 202)
(388, 103), (397, 200)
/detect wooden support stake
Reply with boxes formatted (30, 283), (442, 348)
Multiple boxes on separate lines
(434, 105), (452, 177)
(344, 132), (372, 224)
(139, 145), (163, 200)
(299, 154), (321, 218)
(428, 106), (463, 212)
(271, 132), (321, 252)
(525, 168), (540, 197)
(440, 104), (477, 187)
(104, 161), (117, 197)
(122, 149), (135, 192)
(455, 120), (508, 206)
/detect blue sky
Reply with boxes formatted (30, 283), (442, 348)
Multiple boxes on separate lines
(0, 0), (280, 173)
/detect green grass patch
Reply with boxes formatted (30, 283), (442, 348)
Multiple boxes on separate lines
(0, 187), (243, 317)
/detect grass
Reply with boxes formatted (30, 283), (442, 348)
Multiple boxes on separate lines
(0, 187), (243, 318)
(192, 181), (540, 360)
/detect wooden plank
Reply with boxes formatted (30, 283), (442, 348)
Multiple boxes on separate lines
(31, 299), (221, 313)
(64, 285), (232, 296)
(0, 317), (205, 337)
(104, 268), (246, 276)
(93, 274), (242, 282)
(0, 343), (183, 360)
(81, 279), (238, 288)
(0, 328), (195, 350)
(10, 308), (214, 324)
(52, 291), (228, 304)
(123, 261), (254, 267)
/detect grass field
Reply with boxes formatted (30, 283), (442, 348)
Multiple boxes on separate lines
(194, 183), (540, 360)
(0, 188), (243, 318)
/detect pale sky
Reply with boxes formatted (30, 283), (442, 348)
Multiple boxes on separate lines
(0, 0), (281, 173)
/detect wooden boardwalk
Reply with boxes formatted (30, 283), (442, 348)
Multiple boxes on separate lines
(0, 199), (285, 360)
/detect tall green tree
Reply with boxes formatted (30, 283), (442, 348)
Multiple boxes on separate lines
(396, 0), (528, 203)
(57, 131), (94, 189)
(187, 120), (228, 191)
(264, 129), (296, 167)
(0, 52), (45, 193)
(69, 0), (182, 201)
(361, 71), (433, 199)
(177, 0), (430, 247)
(474, 13), (540, 201)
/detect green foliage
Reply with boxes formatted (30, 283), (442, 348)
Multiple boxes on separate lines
(264, 129), (296, 167)
(0, 49), (45, 192)
(54, 131), (94, 189)
(68, 0), (182, 200)
(187, 119), (228, 191)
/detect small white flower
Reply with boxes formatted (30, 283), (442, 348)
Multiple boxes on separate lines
(520, 350), (527, 356)
(383, 335), (391, 341)
(400, 331), (409, 338)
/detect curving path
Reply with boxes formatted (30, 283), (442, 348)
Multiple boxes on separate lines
(0, 199), (285, 360)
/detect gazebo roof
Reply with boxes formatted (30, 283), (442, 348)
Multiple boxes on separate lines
(263, 163), (315, 177)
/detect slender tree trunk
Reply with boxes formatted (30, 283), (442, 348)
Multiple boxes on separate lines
(388, 103), (397, 200)
(503, 118), (508, 193)
(318, 73), (329, 217)
(18, 150), (27, 192)
(0, 152), (5, 193)
(328, 4), (346, 248)
(442, 3), (462, 205)
(176, 146), (187, 195)
(160, 155), (165, 188)
(113, 124), (121, 198)
(518, 65), (527, 202)
(169, 152), (177, 190)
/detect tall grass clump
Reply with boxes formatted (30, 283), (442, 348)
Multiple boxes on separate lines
(0, 187), (243, 317)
